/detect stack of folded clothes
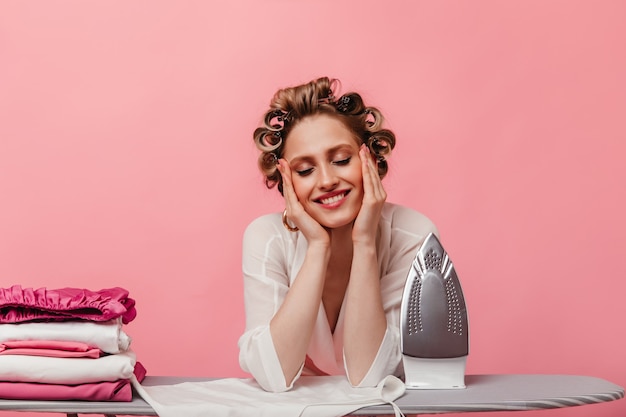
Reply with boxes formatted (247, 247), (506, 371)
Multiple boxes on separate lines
(0, 285), (146, 401)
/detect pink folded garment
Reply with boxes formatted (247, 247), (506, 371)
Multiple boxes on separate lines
(0, 362), (146, 401)
(0, 340), (102, 358)
(0, 379), (133, 401)
(0, 285), (136, 324)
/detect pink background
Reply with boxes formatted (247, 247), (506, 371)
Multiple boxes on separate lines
(1, 1), (624, 416)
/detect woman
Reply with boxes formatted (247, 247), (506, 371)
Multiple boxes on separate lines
(238, 77), (438, 392)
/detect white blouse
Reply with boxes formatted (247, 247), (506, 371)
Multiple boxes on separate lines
(238, 202), (438, 392)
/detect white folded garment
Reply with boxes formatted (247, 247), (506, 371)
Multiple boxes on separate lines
(0, 350), (136, 384)
(0, 319), (130, 353)
(132, 375), (405, 417)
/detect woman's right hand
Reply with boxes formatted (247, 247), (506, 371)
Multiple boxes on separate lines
(277, 159), (330, 247)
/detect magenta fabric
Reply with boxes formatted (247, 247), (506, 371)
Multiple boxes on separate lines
(0, 379), (132, 401)
(134, 361), (148, 382)
(0, 340), (102, 358)
(0, 285), (136, 324)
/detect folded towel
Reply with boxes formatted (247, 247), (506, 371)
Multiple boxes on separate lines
(132, 375), (405, 417)
(0, 319), (130, 353)
(0, 350), (136, 384)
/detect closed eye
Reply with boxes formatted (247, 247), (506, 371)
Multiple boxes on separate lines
(296, 167), (314, 177)
(295, 156), (351, 176)
(333, 157), (351, 166)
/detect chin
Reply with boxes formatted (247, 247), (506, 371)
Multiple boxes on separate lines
(321, 220), (352, 230)
(316, 213), (357, 230)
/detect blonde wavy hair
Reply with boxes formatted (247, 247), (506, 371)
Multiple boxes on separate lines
(253, 77), (396, 195)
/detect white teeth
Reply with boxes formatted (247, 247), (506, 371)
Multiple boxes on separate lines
(320, 193), (345, 205)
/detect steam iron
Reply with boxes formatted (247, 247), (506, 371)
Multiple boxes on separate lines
(400, 233), (469, 389)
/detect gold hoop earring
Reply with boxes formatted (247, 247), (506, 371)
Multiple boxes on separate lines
(282, 210), (299, 232)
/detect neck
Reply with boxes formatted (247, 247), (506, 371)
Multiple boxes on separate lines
(329, 221), (353, 249)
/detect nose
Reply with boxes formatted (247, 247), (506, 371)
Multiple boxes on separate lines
(317, 164), (339, 190)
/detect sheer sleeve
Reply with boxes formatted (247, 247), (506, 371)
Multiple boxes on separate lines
(237, 214), (302, 392)
(348, 204), (439, 387)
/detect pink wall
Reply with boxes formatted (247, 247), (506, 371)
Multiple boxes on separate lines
(1, 1), (625, 416)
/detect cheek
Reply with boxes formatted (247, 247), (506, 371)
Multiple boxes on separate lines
(349, 167), (364, 189)
(289, 178), (308, 201)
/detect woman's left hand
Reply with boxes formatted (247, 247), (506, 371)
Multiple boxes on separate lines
(352, 145), (387, 244)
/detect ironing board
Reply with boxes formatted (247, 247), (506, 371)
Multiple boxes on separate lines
(0, 374), (623, 416)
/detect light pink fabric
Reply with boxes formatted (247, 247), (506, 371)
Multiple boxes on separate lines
(0, 340), (102, 358)
(0, 285), (136, 324)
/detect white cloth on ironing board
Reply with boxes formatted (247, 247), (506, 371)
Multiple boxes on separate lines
(133, 374), (405, 417)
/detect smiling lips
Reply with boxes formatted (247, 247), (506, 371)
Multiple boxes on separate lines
(316, 190), (350, 206)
